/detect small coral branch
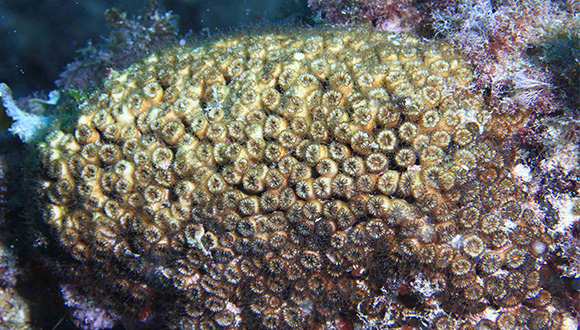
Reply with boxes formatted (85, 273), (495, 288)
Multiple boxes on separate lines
(0, 83), (49, 143)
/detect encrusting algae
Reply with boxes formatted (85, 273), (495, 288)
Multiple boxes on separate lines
(35, 27), (571, 329)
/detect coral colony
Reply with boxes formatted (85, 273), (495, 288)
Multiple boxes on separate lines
(33, 26), (577, 329)
(1, 0), (580, 329)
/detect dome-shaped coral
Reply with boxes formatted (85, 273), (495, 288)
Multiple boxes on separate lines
(36, 27), (564, 328)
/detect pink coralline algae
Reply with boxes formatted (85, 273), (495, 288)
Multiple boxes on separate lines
(430, 0), (564, 117)
(358, 0), (420, 32)
(61, 284), (119, 330)
(308, 0), (421, 32)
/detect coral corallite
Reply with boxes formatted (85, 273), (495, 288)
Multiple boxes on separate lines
(36, 27), (565, 328)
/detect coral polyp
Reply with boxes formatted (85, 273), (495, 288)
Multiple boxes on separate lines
(35, 27), (571, 328)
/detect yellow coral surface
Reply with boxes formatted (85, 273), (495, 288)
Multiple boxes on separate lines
(37, 27), (565, 328)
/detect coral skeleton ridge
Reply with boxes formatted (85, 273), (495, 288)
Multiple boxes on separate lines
(35, 27), (570, 328)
